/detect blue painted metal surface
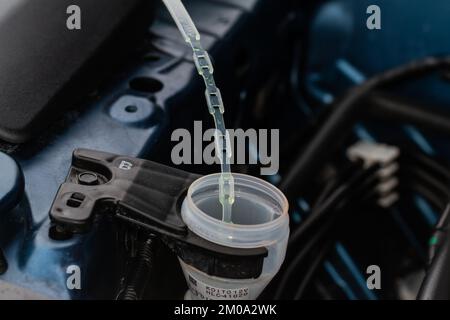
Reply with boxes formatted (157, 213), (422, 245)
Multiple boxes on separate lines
(2, 0), (450, 300)
(308, 0), (450, 105)
(0, 67), (174, 298)
(0, 152), (23, 213)
(0, 0), (285, 299)
(0, 6), (204, 300)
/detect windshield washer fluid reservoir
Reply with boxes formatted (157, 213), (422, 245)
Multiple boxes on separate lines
(180, 173), (289, 300)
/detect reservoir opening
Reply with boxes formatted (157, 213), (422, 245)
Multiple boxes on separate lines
(191, 185), (282, 226)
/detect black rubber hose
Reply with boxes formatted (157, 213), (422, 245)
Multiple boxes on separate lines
(403, 166), (450, 200)
(280, 56), (450, 197)
(288, 165), (379, 249)
(417, 205), (450, 300)
(293, 241), (333, 300)
(117, 238), (155, 300)
(410, 152), (450, 182)
(311, 161), (362, 209)
(276, 169), (379, 299)
(406, 182), (448, 213)
(400, 152), (450, 209)
(274, 219), (333, 300)
(312, 178), (338, 211)
(0, 248), (7, 275)
(366, 92), (450, 136)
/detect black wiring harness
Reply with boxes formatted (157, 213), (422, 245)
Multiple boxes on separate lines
(418, 205), (450, 299)
(272, 148), (450, 300)
(280, 56), (450, 197)
(272, 56), (450, 300)
(273, 162), (381, 299)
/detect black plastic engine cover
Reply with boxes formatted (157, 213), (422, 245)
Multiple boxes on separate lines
(0, 0), (152, 143)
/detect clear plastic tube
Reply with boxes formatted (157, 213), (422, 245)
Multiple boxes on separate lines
(162, 0), (234, 222)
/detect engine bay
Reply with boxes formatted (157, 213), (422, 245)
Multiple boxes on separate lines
(1, 0), (450, 301)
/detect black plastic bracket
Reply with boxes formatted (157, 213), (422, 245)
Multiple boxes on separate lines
(50, 149), (267, 279)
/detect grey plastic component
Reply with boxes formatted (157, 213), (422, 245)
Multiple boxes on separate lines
(0, 0), (150, 143)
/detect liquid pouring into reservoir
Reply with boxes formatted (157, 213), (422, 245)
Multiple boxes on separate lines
(162, 0), (235, 222)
